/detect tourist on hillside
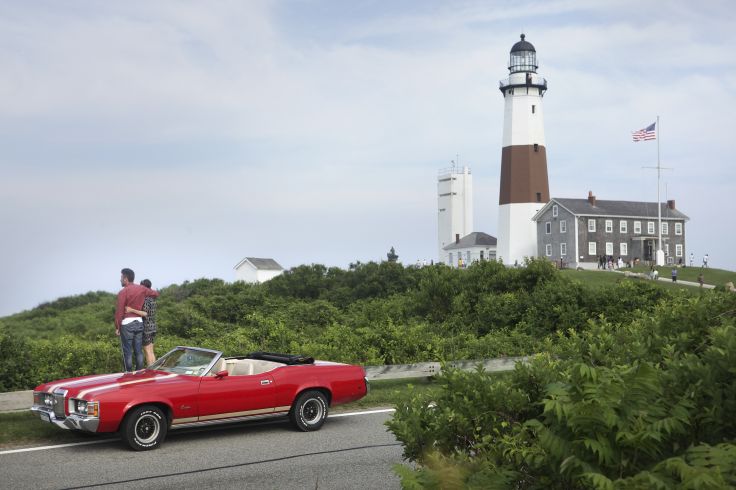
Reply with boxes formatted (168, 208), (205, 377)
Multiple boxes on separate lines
(703, 254), (709, 268)
(115, 268), (158, 372)
(698, 273), (704, 288)
(671, 268), (678, 283)
(125, 279), (158, 366)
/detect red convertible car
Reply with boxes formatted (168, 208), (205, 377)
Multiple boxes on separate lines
(31, 346), (368, 450)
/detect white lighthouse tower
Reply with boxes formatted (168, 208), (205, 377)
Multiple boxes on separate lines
(497, 34), (550, 265)
(437, 163), (473, 265)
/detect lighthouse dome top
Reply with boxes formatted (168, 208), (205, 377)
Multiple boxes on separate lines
(508, 34), (538, 74)
(510, 33), (536, 53)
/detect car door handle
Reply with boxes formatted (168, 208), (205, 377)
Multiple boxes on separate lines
(260, 379), (272, 385)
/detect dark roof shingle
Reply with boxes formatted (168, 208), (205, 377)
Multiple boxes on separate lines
(553, 198), (689, 220)
(443, 232), (497, 251)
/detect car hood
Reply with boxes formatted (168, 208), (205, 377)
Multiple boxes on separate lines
(36, 370), (180, 399)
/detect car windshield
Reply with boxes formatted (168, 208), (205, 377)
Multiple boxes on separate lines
(149, 347), (220, 376)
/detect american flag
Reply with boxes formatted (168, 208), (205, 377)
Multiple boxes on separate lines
(632, 122), (656, 142)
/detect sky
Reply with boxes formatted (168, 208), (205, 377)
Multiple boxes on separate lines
(1, 0), (734, 316)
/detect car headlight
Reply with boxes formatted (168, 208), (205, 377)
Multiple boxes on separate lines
(33, 393), (54, 410)
(73, 399), (99, 417)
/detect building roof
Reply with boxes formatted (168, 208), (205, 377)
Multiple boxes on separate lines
(533, 198), (690, 221)
(443, 232), (497, 251)
(234, 257), (284, 271)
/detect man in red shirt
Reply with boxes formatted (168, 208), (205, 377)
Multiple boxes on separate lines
(116, 268), (159, 371)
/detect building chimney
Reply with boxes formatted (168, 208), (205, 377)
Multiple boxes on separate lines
(455, 233), (460, 244)
(588, 190), (596, 207)
(667, 199), (675, 210)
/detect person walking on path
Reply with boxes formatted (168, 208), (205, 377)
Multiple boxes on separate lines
(698, 273), (704, 287)
(703, 254), (709, 268)
(671, 268), (678, 283)
(115, 268), (159, 372)
(125, 279), (158, 366)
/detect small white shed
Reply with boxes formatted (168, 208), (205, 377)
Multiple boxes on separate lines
(234, 257), (285, 283)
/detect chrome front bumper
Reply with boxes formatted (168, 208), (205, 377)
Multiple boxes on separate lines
(31, 405), (100, 432)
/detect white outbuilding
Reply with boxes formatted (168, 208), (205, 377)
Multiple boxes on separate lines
(443, 232), (497, 268)
(234, 257), (285, 283)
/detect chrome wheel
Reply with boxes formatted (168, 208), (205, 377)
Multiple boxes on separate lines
(135, 413), (161, 444)
(300, 398), (324, 425)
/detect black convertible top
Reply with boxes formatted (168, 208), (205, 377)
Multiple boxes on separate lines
(240, 351), (315, 365)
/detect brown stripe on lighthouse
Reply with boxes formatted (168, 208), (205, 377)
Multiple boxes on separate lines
(499, 145), (550, 205)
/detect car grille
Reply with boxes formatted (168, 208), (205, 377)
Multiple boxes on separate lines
(53, 390), (67, 419)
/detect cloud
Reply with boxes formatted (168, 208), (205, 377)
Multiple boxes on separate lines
(0, 0), (734, 315)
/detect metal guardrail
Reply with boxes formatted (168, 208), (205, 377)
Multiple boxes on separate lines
(0, 357), (531, 413)
(364, 356), (529, 381)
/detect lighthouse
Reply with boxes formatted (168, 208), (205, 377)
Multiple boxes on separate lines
(497, 34), (550, 265)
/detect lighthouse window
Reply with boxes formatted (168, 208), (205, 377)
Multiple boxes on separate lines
(532, 105), (536, 114)
(536, 192), (542, 202)
(534, 143), (539, 152)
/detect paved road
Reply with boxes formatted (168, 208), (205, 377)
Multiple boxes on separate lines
(0, 409), (403, 490)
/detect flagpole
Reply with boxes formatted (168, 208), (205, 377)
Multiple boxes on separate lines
(656, 115), (663, 266)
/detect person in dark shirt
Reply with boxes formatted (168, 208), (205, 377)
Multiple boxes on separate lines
(116, 268), (158, 372)
(126, 279), (158, 366)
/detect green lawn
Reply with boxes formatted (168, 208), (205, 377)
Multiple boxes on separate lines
(560, 268), (695, 291)
(630, 265), (736, 286)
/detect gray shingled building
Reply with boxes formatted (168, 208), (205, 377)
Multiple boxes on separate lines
(532, 192), (689, 268)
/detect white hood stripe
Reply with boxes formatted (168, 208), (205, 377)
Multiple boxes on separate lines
(77, 374), (178, 399)
(46, 373), (122, 393)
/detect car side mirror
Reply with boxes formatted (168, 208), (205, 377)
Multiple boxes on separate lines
(215, 370), (229, 378)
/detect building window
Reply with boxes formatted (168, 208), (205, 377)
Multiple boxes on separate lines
(606, 242), (613, 255)
(532, 104), (536, 114)
(480, 250), (484, 260)
(545, 244), (552, 256)
(634, 221), (642, 234)
(605, 220), (613, 233)
(560, 243), (567, 256)
(560, 220), (567, 233)
(648, 222), (655, 234)
(588, 219), (596, 232)
(661, 222), (669, 235)
(676, 244), (683, 257)
(466, 251), (471, 263)
(536, 192), (542, 202)
(552, 204), (558, 217)
(620, 221), (627, 233)
(589, 242), (596, 255)
(675, 222), (682, 235)
(545, 222), (551, 234)
(665, 244), (670, 256)
(620, 243), (628, 256)
(449, 252), (453, 266)
(534, 143), (539, 152)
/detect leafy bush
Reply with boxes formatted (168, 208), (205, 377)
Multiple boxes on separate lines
(387, 291), (736, 488)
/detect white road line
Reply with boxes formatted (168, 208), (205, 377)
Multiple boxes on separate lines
(0, 438), (116, 455)
(331, 408), (395, 417)
(0, 408), (397, 455)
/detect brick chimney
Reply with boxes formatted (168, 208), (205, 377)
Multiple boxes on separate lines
(588, 190), (596, 207)
(455, 233), (460, 244)
(667, 199), (676, 210)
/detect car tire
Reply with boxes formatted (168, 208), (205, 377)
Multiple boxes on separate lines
(121, 405), (167, 451)
(290, 390), (328, 432)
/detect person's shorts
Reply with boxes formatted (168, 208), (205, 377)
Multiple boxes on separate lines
(143, 330), (157, 346)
